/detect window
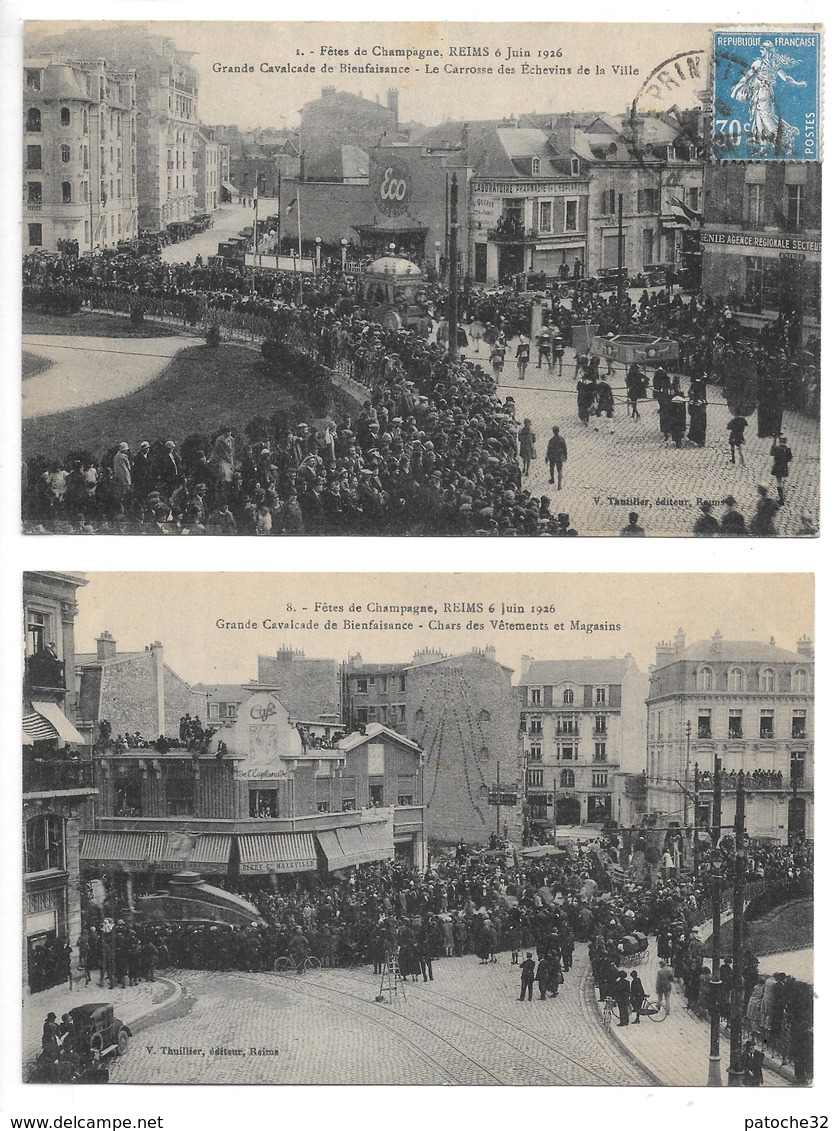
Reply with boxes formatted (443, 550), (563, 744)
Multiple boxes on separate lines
(529, 717), (542, 735)
(379, 676), (388, 692)
(529, 744), (542, 763)
(520, 713), (527, 732)
(698, 709), (712, 739)
(83, 109), (89, 134)
(697, 666), (713, 691)
(594, 714), (607, 735)
(728, 710), (743, 739)
(529, 688), (542, 706)
(792, 710), (806, 738)
(316, 800), (331, 813)
(25, 69), (42, 90)
(60, 144), (71, 164)
(790, 751), (805, 784)
(28, 223), (42, 246)
(60, 107), (71, 126)
(25, 608), (51, 654)
(538, 200), (553, 233)
(642, 227), (655, 265)
(746, 183), (764, 228)
(686, 186), (700, 212)
(397, 704), (406, 724)
(595, 687), (606, 705)
(369, 782), (384, 807)
(355, 678), (368, 694)
(527, 768), (544, 788)
(166, 772), (195, 817)
(25, 107), (41, 132)
(25, 815), (64, 873)
(727, 667), (744, 692)
(560, 744), (576, 762)
(559, 716), (576, 735)
(594, 742), (607, 762)
(531, 157), (541, 176)
(397, 792), (413, 806)
(760, 668), (776, 692)
(786, 185), (804, 231)
(602, 188), (616, 214)
(27, 145), (42, 170)
(563, 689), (574, 705)
(342, 797), (357, 812)
(114, 770), (143, 816)
(224, 703), (237, 719)
(398, 674), (406, 693)
(559, 769), (575, 788)
(570, 157), (580, 176)
(208, 703), (220, 719)
(760, 710), (774, 739)
(61, 182), (72, 204)
(592, 771), (608, 788)
(791, 668), (808, 693)
(636, 188), (661, 212)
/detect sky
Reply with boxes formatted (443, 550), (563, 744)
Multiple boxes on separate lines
(74, 572), (814, 686)
(26, 20), (714, 130)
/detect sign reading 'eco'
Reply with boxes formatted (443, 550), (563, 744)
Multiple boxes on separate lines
(371, 155), (413, 218)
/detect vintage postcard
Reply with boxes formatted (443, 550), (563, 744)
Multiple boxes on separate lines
(19, 21), (822, 538)
(22, 571), (815, 1086)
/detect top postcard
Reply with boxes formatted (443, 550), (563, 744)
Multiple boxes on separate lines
(20, 21), (822, 538)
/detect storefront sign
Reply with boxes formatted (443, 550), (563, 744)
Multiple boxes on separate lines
(371, 155), (413, 218)
(701, 230), (821, 253)
(472, 180), (580, 196)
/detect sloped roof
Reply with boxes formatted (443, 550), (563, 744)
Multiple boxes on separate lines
(519, 657), (635, 686)
(677, 641), (809, 665)
(76, 651), (145, 667)
(192, 683), (250, 701)
(337, 722), (422, 753)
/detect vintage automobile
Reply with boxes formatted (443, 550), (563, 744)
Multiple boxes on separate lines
(30, 1003), (130, 1082)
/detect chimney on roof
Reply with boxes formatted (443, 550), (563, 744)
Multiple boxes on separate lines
(322, 85), (336, 98)
(797, 635), (814, 658)
(769, 636), (776, 646)
(655, 640), (675, 666)
(96, 631), (117, 661)
(387, 87), (399, 125)
(520, 654), (532, 678)
(484, 645), (496, 663)
(674, 628), (686, 656)
(149, 641), (165, 735)
(711, 630), (723, 653)
(461, 121), (471, 155)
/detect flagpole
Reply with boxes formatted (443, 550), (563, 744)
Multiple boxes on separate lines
(252, 186), (258, 294)
(277, 165), (282, 255)
(296, 189), (303, 304)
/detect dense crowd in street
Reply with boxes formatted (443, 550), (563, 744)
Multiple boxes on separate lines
(22, 244), (818, 536)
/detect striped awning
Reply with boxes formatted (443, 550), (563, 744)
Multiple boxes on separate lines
(149, 832), (233, 874)
(23, 713), (56, 742)
(30, 701), (85, 744)
(81, 831), (157, 869)
(317, 823), (393, 870)
(237, 832), (318, 874)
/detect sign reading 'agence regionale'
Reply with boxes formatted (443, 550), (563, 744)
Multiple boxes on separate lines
(700, 231), (821, 253)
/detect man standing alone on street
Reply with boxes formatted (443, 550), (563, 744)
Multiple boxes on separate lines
(546, 426), (568, 489)
(655, 957), (674, 1017)
(770, 434), (793, 505)
(519, 952), (536, 1001)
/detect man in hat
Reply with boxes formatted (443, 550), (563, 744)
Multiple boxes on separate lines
(655, 956), (674, 1017)
(545, 426), (568, 489)
(693, 501), (719, 537)
(132, 441), (154, 502)
(750, 483), (780, 536)
(113, 442), (132, 503)
(769, 434), (793, 504)
(519, 952), (536, 1001)
(620, 511), (646, 537)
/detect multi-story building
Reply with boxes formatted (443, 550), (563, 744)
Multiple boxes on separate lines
(81, 688), (411, 905)
(255, 647), (341, 723)
(22, 573), (96, 993)
(193, 128), (222, 214)
(343, 647), (523, 846)
(574, 110), (704, 277)
(517, 654), (647, 833)
(26, 28), (201, 231)
(646, 630), (814, 843)
(23, 57), (138, 253)
(701, 162), (821, 344)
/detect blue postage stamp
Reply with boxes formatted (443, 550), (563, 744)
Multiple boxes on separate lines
(712, 31), (821, 160)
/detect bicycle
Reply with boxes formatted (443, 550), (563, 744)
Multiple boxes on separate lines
(273, 953), (322, 974)
(635, 994), (668, 1023)
(602, 997), (618, 1031)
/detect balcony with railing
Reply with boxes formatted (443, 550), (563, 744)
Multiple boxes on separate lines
(23, 758), (96, 795)
(695, 768), (811, 792)
(24, 652), (66, 694)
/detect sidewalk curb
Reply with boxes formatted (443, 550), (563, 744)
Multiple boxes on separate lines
(582, 968), (662, 1087)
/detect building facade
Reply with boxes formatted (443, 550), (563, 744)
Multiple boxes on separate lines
(701, 162), (821, 344)
(22, 573), (95, 993)
(646, 630), (814, 843)
(343, 647), (524, 846)
(23, 57), (138, 253)
(255, 648), (341, 722)
(517, 654), (647, 833)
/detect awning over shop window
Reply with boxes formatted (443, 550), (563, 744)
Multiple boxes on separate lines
(149, 832), (233, 874)
(23, 713), (57, 742)
(81, 831), (157, 869)
(359, 822), (394, 861)
(237, 832), (318, 874)
(29, 701), (85, 744)
(317, 824), (393, 870)
(222, 181), (236, 192)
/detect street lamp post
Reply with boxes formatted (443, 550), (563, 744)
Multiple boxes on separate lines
(340, 238), (347, 273)
(728, 771), (747, 1086)
(707, 755), (723, 1086)
(315, 236), (322, 273)
(434, 240), (441, 277)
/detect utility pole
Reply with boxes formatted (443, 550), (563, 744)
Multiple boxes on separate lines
(496, 759), (501, 839)
(693, 760), (700, 876)
(728, 771), (746, 1086)
(553, 776), (558, 846)
(683, 721), (692, 829)
(707, 755), (723, 1086)
(448, 173), (459, 359)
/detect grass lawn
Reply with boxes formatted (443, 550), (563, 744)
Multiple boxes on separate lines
(23, 311), (184, 338)
(22, 343), (302, 461)
(22, 351), (54, 379)
(708, 899), (813, 958)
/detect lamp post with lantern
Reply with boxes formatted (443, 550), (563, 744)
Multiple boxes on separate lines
(707, 755), (723, 1086)
(340, 238), (348, 273)
(315, 236), (322, 273)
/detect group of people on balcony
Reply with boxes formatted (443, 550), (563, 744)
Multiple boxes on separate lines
(696, 767), (787, 790)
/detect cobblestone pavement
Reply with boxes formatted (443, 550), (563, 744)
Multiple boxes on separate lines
(489, 345), (819, 537)
(108, 945), (653, 1086)
(160, 202), (259, 265)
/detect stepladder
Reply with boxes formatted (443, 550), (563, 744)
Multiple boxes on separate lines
(378, 949), (406, 1004)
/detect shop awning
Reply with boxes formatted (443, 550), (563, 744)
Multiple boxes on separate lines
(29, 701), (85, 744)
(81, 831), (157, 869)
(318, 824), (393, 870)
(149, 832), (233, 874)
(222, 181), (236, 193)
(237, 832), (318, 874)
(23, 713), (57, 742)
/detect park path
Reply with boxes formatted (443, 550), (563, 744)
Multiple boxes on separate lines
(21, 333), (195, 419)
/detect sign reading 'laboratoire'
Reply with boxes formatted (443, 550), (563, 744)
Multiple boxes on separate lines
(712, 31), (821, 161)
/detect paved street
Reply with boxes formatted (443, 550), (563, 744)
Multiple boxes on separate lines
(107, 947), (652, 1086)
(159, 200), (259, 265)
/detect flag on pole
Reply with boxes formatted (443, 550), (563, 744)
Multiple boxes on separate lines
(286, 195), (298, 214)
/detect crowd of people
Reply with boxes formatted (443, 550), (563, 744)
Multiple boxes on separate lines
(22, 240), (818, 537)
